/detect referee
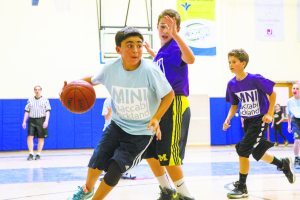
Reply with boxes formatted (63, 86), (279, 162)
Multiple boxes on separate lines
(22, 85), (51, 161)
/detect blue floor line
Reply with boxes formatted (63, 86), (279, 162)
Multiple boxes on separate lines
(1, 162), (298, 184)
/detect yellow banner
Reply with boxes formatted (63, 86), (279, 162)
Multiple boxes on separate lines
(177, 0), (216, 56)
(177, 0), (215, 21)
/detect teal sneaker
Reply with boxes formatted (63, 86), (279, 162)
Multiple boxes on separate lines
(68, 186), (94, 200)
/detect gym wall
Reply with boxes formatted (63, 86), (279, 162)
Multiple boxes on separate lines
(0, 0), (299, 150)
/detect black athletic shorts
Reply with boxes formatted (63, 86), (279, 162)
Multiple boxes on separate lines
(236, 116), (274, 161)
(143, 96), (191, 166)
(28, 117), (48, 138)
(88, 121), (153, 173)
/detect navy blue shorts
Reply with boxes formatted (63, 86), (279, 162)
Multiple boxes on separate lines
(291, 117), (300, 139)
(88, 121), (153, 173)
(28, 117), (48, 138)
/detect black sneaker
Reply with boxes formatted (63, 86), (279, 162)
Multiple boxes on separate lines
(227, 181), (248, 199)
(280, 157), (296, 183)
(35, 154), (41, 160)
(27, 154), (34, 161)
(178, 193), (195, 200)
(157, 186), (178, 200)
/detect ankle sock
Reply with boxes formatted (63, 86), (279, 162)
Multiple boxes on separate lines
(239, 173), (248, 185)
(174, 178), (193, 198)
(156, 173), (173, 190)
(271, 157), (283, 169)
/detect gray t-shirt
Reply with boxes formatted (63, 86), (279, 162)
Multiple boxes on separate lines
(287, 97), (300, 118)
(92, 58), (172, 135)
(102, 97), (112, 131)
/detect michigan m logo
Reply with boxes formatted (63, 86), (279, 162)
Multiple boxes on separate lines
(158, 154), (168, 162)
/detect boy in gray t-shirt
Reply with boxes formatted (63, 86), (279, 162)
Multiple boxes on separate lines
(66, 27), (174, 200)
(287, 82), (300, 168)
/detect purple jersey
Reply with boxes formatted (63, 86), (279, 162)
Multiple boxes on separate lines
(226, 73), (275, 118)
(154, 39), (189, 96)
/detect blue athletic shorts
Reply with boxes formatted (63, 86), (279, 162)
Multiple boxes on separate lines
(291, 117), (300, 139)
(88, 121), (153, 172)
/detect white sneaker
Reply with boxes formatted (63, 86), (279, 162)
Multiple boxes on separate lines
(121, 172), (136, 180)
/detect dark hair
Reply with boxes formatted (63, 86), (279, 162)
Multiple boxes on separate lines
(228, 49), (249, 68)
(275, 104), (282, 111)
(115, 27), (144, 47)
(158, 9), (181, 28)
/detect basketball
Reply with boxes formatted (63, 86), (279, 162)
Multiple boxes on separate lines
(60, 80), (96, 114)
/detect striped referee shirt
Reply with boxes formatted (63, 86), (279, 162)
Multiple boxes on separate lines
(25, 96), (51, 118)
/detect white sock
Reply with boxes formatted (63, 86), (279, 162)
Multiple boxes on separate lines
(174, 178), (193, 198)
(156, 173), (173, 189)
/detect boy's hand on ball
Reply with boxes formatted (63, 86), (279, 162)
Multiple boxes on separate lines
(59, 81), (68, 104)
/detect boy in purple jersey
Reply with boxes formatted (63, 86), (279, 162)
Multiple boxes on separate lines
(223, 49), (295, 199)
(144, 9), (195, 200)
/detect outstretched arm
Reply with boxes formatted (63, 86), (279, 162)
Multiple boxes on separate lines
(82, 76), (94, 85)
(163, 16), (195, 64)
(144, 41), (156, 58)
(173, 33), (195, 64)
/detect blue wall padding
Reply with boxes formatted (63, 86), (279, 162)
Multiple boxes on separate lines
(210, 98), (230, 145)
(268, 123), (294, 144)
(0, 98), (295, 151)
(0, 99), (105, 151)
(210, 97), (294, 145)
(2, 100), (25, 150)
(0, 101), (3, 150)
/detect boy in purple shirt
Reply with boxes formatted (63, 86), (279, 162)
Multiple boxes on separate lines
(144, 9), (195, 200)
(223, 49), (295, 199)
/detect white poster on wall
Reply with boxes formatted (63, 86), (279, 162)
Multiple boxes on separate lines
(255, 0), (284, 41)
(274, 87), (289, 106)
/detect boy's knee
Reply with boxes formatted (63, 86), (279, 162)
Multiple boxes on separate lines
(103, 161), (122, 187)
(252, 140), (274, 161)
(235, 143), (250, 158)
